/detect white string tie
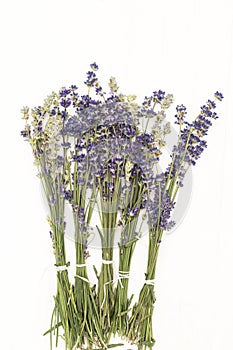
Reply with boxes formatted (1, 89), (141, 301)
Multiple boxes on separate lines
(100, 259), (115, 308)
(56, 265), (69, 272)
(118, 270), (130, 288)
(76, 263), (87, 268)
(144, 279), (155, 286)
(102, 259), (113, 265)
(118, 270), (130, 278)
(101, 280), (113, 309)
(101, 270), (130, 308)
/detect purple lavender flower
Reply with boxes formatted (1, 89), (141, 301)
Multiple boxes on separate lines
(166, 93), (222, 183)
(75, 139), (85, 151)
(136, 133), (154, 147)
(72, 153), (86, 163)
(106, 95), (120, 103)
(207, 99), (216, 109)
(108, 160), (117, 178)
(96, 85), (103, 94)
(60, 87), (71, 98)
(165, 139), (189, 183)
(57, 156), (64, 167)
(62, 100), (138, 139)
(70, 85), (78, 90)
(193, 115), (212, 136)
(36, 106), (42, 117)
(142, 96), (152, 108)
(65, 190), (73, 201)
(147, 175), (175, 232)
(85, 71), (98, 87)
(95, 169), (107, 180)
(175, 104), (187, 125)
(214, 91), (224, 101)
(21, 129), (29, 138)
(76, 95), (100, 111)
(60, 98), (71, 108)
(153, 90), (165, 103)
(126, 206), (139, 218)
(200, 105), (212, 118)
(90, 62), (99, 71)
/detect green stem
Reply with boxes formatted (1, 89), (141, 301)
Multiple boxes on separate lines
(127, 233), (161, 348)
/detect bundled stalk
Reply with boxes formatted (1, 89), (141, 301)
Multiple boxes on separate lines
(127, 94), (224, 349)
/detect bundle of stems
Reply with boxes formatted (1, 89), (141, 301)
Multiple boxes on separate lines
(127, 95), (223, 349)
(21, 63), (223, 350)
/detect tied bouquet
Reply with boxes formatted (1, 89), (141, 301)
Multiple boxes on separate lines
(21, 63), (223, 350)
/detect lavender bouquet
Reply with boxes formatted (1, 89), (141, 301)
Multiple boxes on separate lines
(21, 63), (223, 350)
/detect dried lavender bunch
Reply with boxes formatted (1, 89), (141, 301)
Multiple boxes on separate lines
(111, 91), (173, 338)
(61, 94), (138, 338)
(21, 63), (166, 348)
(21, 84), (108, 349)
(21, 61), (223, 350)
(127, 92), (224, 349)
(21, 100), (83, 349)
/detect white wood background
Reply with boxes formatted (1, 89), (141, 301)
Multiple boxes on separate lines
(0, 0), (232, 349)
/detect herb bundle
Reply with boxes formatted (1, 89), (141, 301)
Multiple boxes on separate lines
(21, 63), (223, 349)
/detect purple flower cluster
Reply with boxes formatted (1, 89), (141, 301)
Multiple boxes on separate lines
(126, 206), (139, 218)
(166, 140), (189, 185)
(166, 92), (223, 184)
(182, 94), (222, 165)
(87, 138), (154, 187)
(84, 63), (104, 97)
(65, 190), (73, 202)
(20, 62), (224, 244)
(90, 62), (99, 71)
(62, 101), (138, 138)
(174, 104), (187, 125)
(59, 85), (79, 109)
(71, 206), (88, 240)
(142, 90), (166, 108)
(60, 98), (71, 108)
(20, 129), (30, 138)
(136, 133), (154, 147)
(60, 87), (71, 97)
(214, 91), (224, 101)
(85, 71), (98, 87)
(147, 175), (175, 232)
(153, 90), (166, 103)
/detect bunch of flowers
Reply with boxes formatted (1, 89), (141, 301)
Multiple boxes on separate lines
(21, 63), (223, 350)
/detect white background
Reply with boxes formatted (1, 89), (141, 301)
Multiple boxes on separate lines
(0, 0), (233, 349)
